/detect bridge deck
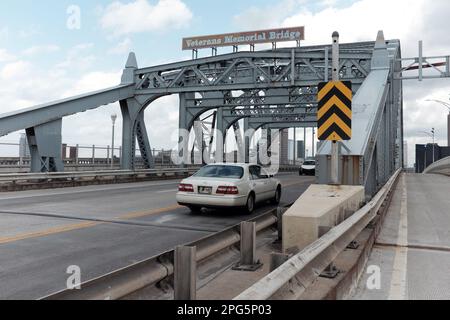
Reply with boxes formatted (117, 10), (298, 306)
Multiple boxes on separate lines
(0, 173), (313, 299)
(352, 173), (450, 300)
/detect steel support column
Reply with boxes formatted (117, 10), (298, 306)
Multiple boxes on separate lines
(26, 119), (64, 173)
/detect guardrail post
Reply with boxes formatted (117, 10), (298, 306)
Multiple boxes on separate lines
(276, 207), (288, 242)
(233, 221), (263, 272)
(174, 246), (197, 300)
(318, 226), (340, 279)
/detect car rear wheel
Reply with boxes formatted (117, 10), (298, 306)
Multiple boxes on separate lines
(187, 205), (202, 213)
(271, 186), (282, 205)
(245, 194), (255, 214)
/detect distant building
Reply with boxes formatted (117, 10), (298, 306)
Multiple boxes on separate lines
(19, 133), (30, 158)
(288, 140), (305, 162)
(415, 143), (450, 173)
(280, 129), (289, 165)
(403, 141), (408, 168)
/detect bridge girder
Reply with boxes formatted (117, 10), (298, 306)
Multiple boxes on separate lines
(0, 39), (382, 173)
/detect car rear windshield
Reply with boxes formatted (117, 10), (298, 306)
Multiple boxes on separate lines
(194, 165), (244, 179)
(304, 161), (316, 165)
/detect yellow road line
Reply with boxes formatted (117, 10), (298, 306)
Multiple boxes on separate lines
(117, 205), (182, 220)
(0, 179), (311, 245)
(0, 221), (100, 245)
(0, 205), (181, 245)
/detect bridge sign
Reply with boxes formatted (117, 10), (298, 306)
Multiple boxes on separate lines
(182, 27), (305, 51)
(317, 81), (352, 141)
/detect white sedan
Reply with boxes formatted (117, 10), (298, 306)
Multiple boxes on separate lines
(176, 164), (282, 214)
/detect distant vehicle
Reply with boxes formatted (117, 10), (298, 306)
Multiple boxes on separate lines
(299, 160), (316, 176)
(176, 164), (282, 214)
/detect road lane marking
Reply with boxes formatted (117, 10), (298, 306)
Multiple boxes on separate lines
(0, 174), (308, 245)
(0, 205), (182, 245)
(117, 205), (182, 220)
(0, 221), (100, 245)
(156, 189), (178, 194)
(388, 173), (408, 300)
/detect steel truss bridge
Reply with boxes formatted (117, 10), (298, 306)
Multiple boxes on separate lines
(1, 30), (449, 196)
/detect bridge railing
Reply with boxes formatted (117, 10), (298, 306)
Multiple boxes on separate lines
(0, 168), (200, 183)
(423, 156), (450, 176)
(234, 168), (401, 300)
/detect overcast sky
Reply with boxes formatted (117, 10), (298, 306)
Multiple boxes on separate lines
(0, 0), (449, 166)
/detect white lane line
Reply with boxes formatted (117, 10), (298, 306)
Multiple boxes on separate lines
(388, 173), (409, 300)
(156, 189), (178, 194)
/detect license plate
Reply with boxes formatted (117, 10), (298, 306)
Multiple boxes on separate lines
(198, 186), (212, 195)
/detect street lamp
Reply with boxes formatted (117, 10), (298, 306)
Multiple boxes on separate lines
(419, 128), (435, 163)
(111, 114), (117, 169)
(425, 99), (450, 113)
(425, 99), (450, 147)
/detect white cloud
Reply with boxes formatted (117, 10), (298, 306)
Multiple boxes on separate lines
(233, 0), (301, 30)
(108, 38), (133, 55)
(0, 60), (32, 80)
(233, 0), (450, 166)
(100, 0), (193, 37)
(0, 49), (15, 63)
(22, 45), (60, 56)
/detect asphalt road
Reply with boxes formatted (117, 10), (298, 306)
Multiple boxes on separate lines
(0, 173), (315, 300)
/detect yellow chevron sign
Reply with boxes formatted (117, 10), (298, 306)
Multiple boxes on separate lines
(317, 81), (352, 141)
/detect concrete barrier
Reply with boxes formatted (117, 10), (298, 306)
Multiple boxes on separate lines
(423, 156), (450, 176)
(282, 184), (365, 253)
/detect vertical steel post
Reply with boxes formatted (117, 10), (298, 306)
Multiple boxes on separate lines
(232, 221), (262, 271)
(331, 31), (340, 185)
(174, 246), (197, 301)
(293, 128), (297, 165)
(75, 144), (79, 168)
(448, 113), (450, 147)
(419, 41), (423, 82)
(111, 114), (117, 169)
(303, 127), (307, 160)
(312, 128), (315, 158)
(291, 49), (296, 86)
(92, 145), (95, 167)
(432, 128), (435, 163)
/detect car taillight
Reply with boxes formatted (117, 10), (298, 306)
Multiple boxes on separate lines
(179, 184), (194, 192)
(217, 186), (239, 195)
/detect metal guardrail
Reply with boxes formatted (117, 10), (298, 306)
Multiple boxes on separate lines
(423, 156), (450, 176)
(40, 209), (279, 300)
(0, 168), (200, 183)
(234, 168), (402, 300)
(0, 165), (300, 183)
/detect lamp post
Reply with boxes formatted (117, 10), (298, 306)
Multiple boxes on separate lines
(420, 129), (435, 165)
(111, 114), (117, 169)
(425, 99), (450, 147)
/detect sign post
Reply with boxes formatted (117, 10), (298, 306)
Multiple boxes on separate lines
(331, 32), (340, 185)
(317, 32), (353, 185)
